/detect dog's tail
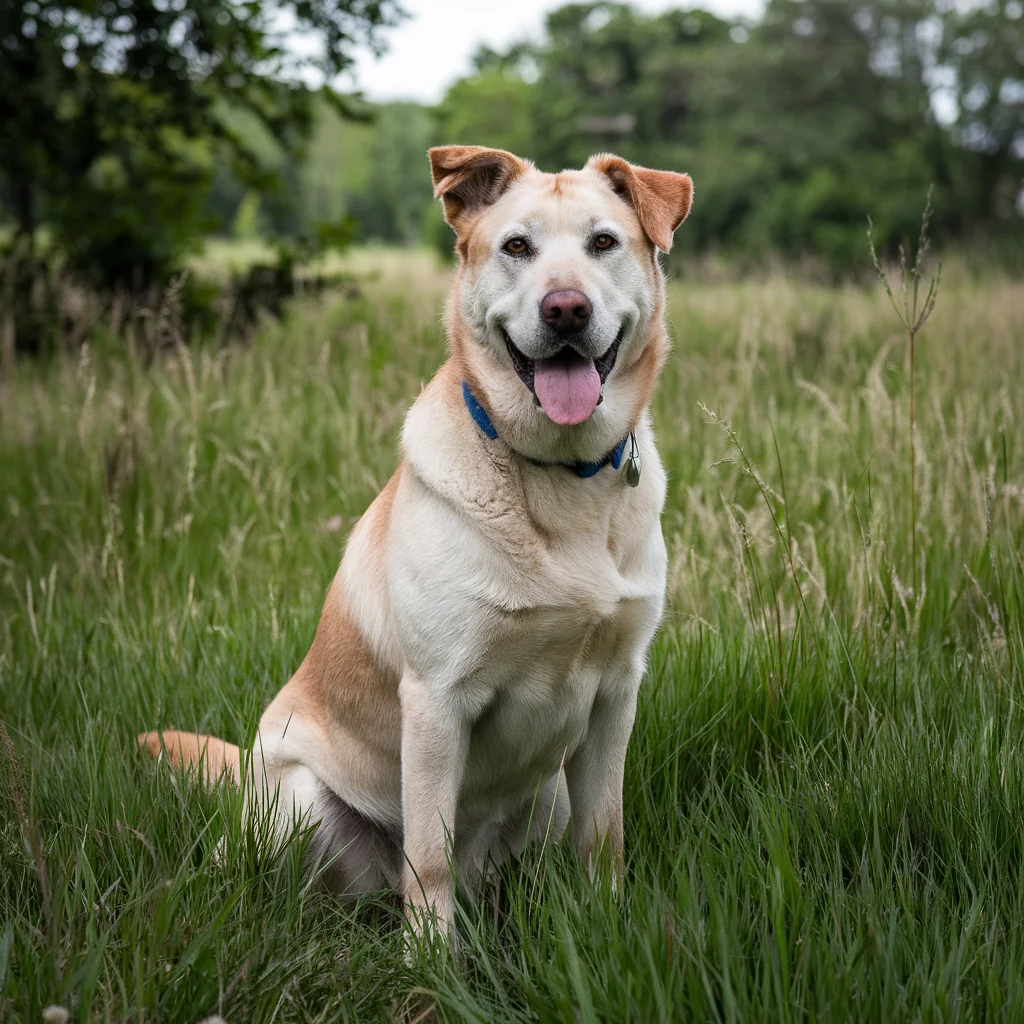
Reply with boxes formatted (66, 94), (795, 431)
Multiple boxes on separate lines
(137, 730), (241, 785)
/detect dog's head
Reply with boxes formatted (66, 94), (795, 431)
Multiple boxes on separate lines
(431, 145), (692, 464)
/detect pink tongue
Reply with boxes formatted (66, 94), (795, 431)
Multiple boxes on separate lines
(533, 353), (602, 425)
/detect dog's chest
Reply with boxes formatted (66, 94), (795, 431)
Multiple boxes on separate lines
(390, 422), (668, 817)
(453, 495), (664, 811)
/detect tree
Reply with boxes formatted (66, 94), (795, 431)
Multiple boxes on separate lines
(689, 0), (959, 266)
(0, 0), (403, 290)
(938, 0), (1024, 237)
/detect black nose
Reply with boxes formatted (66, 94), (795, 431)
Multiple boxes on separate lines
(541, 289), (592, 336)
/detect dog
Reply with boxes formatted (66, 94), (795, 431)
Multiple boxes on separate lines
(139, 146), (692, 937)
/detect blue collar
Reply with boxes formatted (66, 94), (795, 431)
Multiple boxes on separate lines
(462, 381), (628, 479)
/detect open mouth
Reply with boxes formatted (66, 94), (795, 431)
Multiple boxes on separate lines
(502, 329), (622, 426)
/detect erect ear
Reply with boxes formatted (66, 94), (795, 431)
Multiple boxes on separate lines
(428, 146), (530, 233)
(587, 154), (693, 253)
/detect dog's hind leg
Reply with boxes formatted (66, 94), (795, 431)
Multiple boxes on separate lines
(248, 758), (401, 899)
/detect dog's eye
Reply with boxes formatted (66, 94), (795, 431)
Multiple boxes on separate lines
(503, 237), (529, 256)
(593, 233), (618, 252)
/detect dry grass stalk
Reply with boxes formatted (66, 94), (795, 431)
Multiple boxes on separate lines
(867, 190), (943, 590)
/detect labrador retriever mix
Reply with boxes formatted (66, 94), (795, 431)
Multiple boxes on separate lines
(139, 146), (692, 937)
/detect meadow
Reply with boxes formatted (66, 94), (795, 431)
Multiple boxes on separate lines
(1, 249), (1023, 1022)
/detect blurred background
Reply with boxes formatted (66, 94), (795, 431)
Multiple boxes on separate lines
(1, 0), (1022, 354)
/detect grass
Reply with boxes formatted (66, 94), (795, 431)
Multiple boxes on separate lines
(1, 248), (1023, 1022)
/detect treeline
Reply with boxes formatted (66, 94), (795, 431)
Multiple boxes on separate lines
(2, 0), (1021, 303)
(208, 0), (1023, 273)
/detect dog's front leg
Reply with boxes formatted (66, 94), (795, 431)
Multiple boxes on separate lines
(399, 671), (469, 939)
(564, 677), (641, 886)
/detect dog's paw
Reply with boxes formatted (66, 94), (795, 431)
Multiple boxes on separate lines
(402, 900), (457, 965)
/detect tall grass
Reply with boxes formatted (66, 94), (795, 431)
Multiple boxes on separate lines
(1, 250), (1023, 1021)
(868, 192), (943, 583)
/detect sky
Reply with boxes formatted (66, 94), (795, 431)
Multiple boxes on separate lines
(342, 0), (766, 105)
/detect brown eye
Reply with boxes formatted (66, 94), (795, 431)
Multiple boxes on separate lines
(503, 237), (528, 256)
(593, 233), (617, 251)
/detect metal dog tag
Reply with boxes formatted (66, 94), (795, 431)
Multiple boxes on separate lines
(625, 432), (641, 487)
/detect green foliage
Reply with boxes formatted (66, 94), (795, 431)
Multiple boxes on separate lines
(343, 103), (435, 243)
(0, 0), (403, 290)
(439, 69), (538, 159)
(232, 192), (263, 241)
(210, 98), (435, 247)
(938, 0), (1024, 232)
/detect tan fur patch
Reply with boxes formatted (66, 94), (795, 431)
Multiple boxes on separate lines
(587, 154), (693, 252)
(288, 585), (402, 761)
(429, 146), (530, 234)
(137, 730), (240, 784)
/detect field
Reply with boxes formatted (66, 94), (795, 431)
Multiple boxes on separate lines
(2, 250), (1023, 1022)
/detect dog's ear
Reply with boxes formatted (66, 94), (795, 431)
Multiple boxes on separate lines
(587, 154), (693, 253)
(429, 146), (529, 233)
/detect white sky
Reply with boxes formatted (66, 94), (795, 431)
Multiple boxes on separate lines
(344, 0), (765, 104)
